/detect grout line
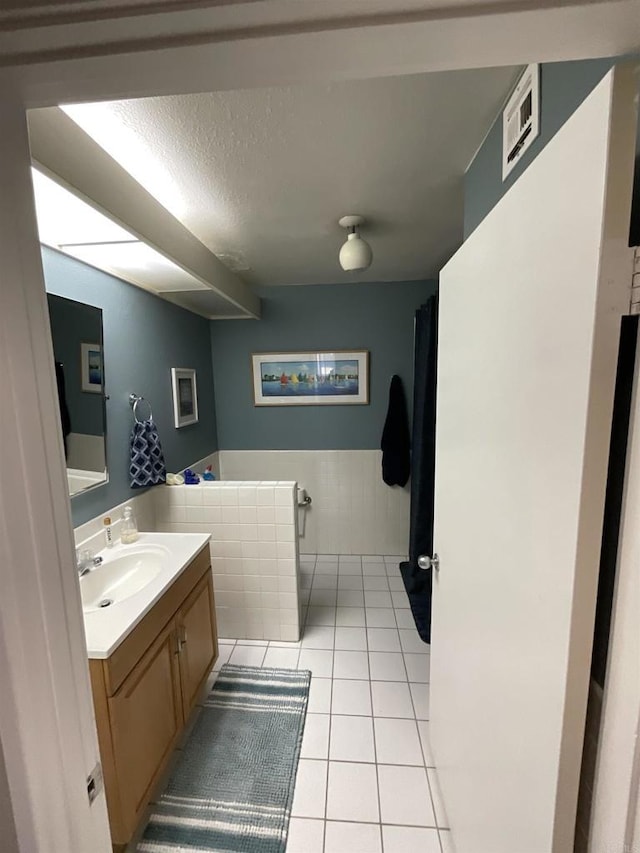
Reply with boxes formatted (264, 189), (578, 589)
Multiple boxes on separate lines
(322, 667), (334, 848)
(367, 607), (385, 844)
(322, 560), (334, 851)
(309, 710), (419, 721)
(415, 717), (429, 770)
(310, 756), (425, 769)
(293, 756), (428, 768)
(425, 766), (445, 839)
(322, 819), (440, 829)
(294, 637), (303, 671)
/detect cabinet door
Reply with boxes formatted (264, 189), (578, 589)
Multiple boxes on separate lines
(108, 619), (182, 841)
(178, 570), (218, 718)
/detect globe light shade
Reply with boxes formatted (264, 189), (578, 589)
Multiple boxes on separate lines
(339, 231), (373, 271)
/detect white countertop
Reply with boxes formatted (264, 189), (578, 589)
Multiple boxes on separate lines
(83, 532), (210, 659)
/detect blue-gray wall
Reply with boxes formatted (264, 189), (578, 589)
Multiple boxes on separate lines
(210, 281), (436, 450)
(47, 293), (104, 436)
(465, 57), (640, 243)
(43, 247), (218, 525)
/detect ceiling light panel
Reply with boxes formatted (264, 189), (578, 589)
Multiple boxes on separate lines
(32, 166), (208, 294)
(61, 241), (209, 293)
(32, 167), (133, 247)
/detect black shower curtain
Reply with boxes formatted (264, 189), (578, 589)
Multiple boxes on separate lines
(400, 294), (438, 644)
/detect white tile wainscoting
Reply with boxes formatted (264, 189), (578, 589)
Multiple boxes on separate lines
(154, 480), (301, 642)
(73, 469), (301, 642)
(218, 450), (410, 556)
(72, 450), (220, 553)
(72, 448), (411, 645)
(73, 489), (157, 554)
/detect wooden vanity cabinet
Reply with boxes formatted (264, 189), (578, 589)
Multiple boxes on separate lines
(89, 547), (218, 850)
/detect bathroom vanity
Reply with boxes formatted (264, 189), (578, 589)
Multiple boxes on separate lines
(83, 533), (217, 850)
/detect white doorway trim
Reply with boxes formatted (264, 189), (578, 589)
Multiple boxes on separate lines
(5, 1), (640, 108)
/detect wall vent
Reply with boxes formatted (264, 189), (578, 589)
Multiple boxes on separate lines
(502, 63), (540, 181)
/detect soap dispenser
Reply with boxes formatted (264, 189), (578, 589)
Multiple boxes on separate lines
(120, 506), (139, 544)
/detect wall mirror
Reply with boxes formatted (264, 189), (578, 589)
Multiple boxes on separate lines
(47, 293), (108, 497)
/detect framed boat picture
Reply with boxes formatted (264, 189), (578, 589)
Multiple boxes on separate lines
(252, 350), (369, 406)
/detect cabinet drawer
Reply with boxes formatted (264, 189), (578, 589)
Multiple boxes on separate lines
(104, 545), (210, 695)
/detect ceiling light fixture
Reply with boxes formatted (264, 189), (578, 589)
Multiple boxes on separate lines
(338, 214), (373, 272)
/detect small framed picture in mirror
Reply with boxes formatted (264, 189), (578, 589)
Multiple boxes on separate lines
(81, 342), (103, 394)
(171, 368), (198, 428)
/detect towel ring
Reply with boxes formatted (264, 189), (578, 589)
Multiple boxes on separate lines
(129, 393), (153, 424)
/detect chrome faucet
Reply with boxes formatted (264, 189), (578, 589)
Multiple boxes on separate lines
(76, 549), (103, 577)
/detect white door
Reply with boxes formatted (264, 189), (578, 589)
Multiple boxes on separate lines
(0, 95), (112, 851)
(430, 66), (638, 853)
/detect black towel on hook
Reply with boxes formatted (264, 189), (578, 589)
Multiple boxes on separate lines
(381, 374), (410, 487)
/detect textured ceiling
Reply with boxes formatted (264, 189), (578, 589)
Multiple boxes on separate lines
(65, 66), (520, 285)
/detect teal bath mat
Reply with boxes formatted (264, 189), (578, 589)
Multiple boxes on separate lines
(137, 664), (310, 853)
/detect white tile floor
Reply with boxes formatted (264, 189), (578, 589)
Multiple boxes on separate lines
(213, 553), (452, 853)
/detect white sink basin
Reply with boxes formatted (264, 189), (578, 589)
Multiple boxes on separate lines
(81, 532), (211, 659)
(80, 545), (170, 612)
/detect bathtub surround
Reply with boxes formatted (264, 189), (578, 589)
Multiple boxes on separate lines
(155, 481), (301, 642)
(219, 450), (409, 556)
(43, 246), (219, 527)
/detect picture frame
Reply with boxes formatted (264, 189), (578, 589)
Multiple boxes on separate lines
(252, 350), (369, 406)
(80, 342), (103, 393)
(171, 367), (199, 428)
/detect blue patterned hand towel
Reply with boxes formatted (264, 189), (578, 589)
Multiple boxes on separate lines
(130, 419), (167, 488)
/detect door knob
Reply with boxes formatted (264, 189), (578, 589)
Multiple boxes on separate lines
(418, 554), (439, 572)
